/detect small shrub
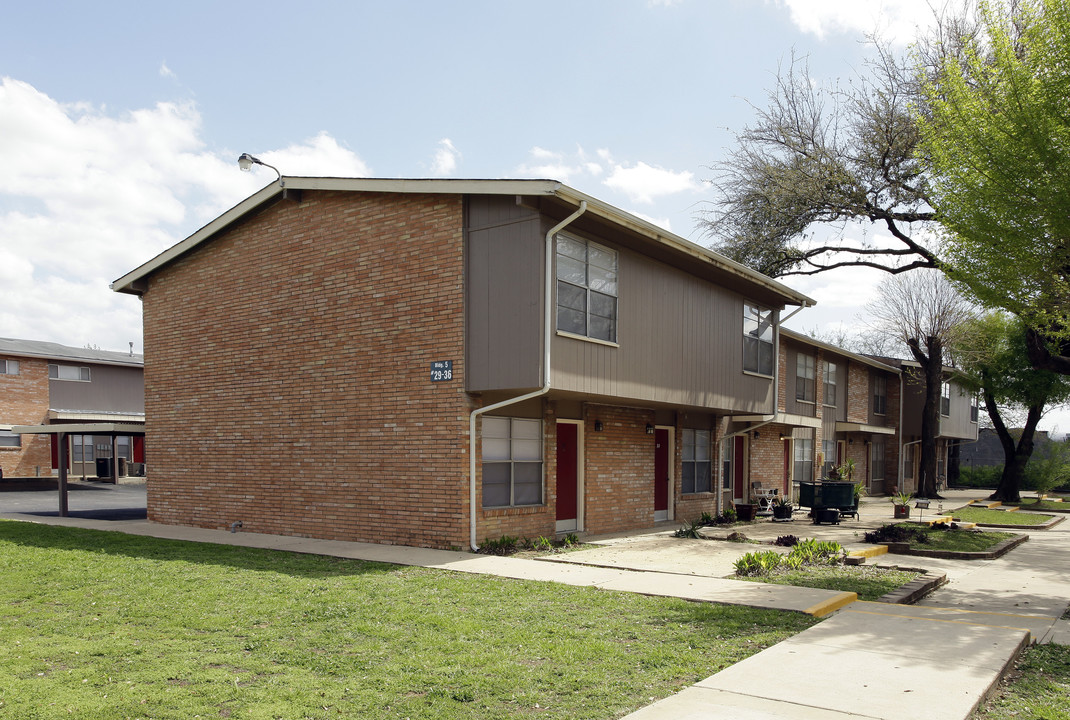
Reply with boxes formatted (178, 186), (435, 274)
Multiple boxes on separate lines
(734, 550), (782, 577)
(477, 535), (520, 556)
(863, 523), (928, 545)
(774, 535), (800, 547)
(719, 507), (737, 524)
(788, 539), (844, 565)
(531, 536), (555, 552)
(562, 533), (579, 547)
(700, 512), (714, 526)
(672, 519), (704, 538)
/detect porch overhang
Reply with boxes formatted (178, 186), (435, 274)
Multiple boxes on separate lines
(732, 413), (822, 430)
(835, 422), (896, 435)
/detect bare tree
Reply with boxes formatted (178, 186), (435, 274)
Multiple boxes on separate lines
(865, 271), (974, 497)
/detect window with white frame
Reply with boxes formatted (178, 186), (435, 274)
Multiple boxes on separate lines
(71, 435), (94, 463)
(481, 417), (543, 508)
(871, 438), (885, 482)
(873, 375), (887, 415)
(823, 361), (837, 406)
(48, 364), (90, 382)
(743, 304), (774, 375)
(556, 234), (618, 343)
(1, 360), (19, 375)
(682, 429), (712, 494)
(941, 382), (951, 416)
(0, 427), (20, 448)
(903, 444), (915, 479)
(796, 353), (815, 402)
(793, 437), (814, 483)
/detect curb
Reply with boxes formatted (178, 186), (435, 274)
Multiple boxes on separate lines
(883, 532), (1028, 560)
(875, 569), (947, 604)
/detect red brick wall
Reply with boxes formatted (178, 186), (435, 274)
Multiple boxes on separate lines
(141, 191), (472, 548)
(0, 356), (52, 477)
(583, 406), (659, 534)
(846, 362), (870, 423)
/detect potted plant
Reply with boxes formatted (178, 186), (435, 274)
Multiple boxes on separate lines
(735, 502), (757, 522)
(891, 491), (913, 519)
(771, 494), (794, 520)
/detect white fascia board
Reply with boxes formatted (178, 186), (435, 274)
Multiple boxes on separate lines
(835, 422), (897, 435)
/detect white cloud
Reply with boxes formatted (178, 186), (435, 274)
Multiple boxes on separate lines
(603, 161), (699, 204)
(159, 62), (176, 79)
(430, 138), (461, 176)
(0, 77), (368, 352)
(775, 0), (942, 45)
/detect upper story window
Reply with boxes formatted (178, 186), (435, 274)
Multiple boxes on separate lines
(743, 304), (774, 376)
(0, 427), (20, 448)
(0, 359), (19, 375)
(49, 364), (91, 382)
(970, 394), (979, 422)
(796, 353), (815, 402)
(873, 375), (887, 416)
(556, 234), (618, 343)
(823, 361), (837, 406)
(941, 382), (951, 416)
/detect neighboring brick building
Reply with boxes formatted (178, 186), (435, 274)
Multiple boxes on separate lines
(112, 178), (815, 549)
(726, 329), (900, 506)
(0, 338), (145, 480)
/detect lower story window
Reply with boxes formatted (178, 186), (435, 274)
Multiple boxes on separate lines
(0, 428), (20, 448)
(682, 428), (712, 493)
(794, 437), (814, 483)
(482, 417), (543, 508)
(822, 439), (837, 478)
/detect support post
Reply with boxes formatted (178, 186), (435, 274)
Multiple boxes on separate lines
(57, 432), (69, 517)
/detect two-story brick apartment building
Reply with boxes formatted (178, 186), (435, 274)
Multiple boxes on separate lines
(729, 329), (901, 508)
(0, 338), (145, 480)
(875, 358), (979, 493)
(112, 178), (814, 549)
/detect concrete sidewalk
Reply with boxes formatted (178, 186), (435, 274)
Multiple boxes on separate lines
(4, 491), (1069, 720)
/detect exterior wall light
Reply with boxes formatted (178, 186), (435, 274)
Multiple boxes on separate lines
(594, 420), (604, 432)
(646, 423), (655, 435)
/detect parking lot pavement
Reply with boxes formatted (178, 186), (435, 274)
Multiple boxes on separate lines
(0, 480), (147, 520)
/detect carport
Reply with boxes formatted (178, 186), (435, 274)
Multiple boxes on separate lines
(11, 423), (145, 516)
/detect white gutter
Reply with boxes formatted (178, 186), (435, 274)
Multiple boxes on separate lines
(468, 201), (588, 551)
(898, 373), (907, 493)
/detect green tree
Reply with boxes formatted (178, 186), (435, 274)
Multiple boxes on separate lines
(955, 313), (1070, 501)
(918, 0), (1070, 373)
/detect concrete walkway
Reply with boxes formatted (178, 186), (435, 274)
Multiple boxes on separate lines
(3, 489), (1069, 720)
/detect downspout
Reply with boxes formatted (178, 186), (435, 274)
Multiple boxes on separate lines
(468, 201), (588, 551)
(716, 302), (809, 516)
(897, 371), (907, 494)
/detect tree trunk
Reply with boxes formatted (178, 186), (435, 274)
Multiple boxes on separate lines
(908, 335), (943, 499)
(987, 396), (1042, 503)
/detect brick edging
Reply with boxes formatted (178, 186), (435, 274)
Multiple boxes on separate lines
(883, 532), (1028, 560)
(875, 568), (947, 604)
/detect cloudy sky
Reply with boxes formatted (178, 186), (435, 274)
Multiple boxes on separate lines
(2, 2), (977, 384)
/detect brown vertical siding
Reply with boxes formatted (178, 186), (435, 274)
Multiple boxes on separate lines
(465, 196), (543, 391)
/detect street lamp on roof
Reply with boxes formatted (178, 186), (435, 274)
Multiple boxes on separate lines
(237, 153), (281, 183)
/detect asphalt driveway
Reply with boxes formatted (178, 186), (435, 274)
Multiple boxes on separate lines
(0, 480), (147, 521)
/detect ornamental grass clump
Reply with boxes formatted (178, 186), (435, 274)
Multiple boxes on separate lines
(733, 539), (844, 577)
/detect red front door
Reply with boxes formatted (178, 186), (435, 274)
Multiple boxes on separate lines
(654, 429), (669, 514)
(556, 423), (578, 527)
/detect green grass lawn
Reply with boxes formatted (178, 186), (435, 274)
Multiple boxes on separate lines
(972, 644), (1070, 720)
(736, 565), (921, 601)
(1001, 499), (1070, 512)
(0, 521), (816, 720)
(948, 506), (1056, 526)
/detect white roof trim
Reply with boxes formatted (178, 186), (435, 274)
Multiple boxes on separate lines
(111, 177), (815, 307)
(14, 423), (145, 435)
(835, 422), (896, 435)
